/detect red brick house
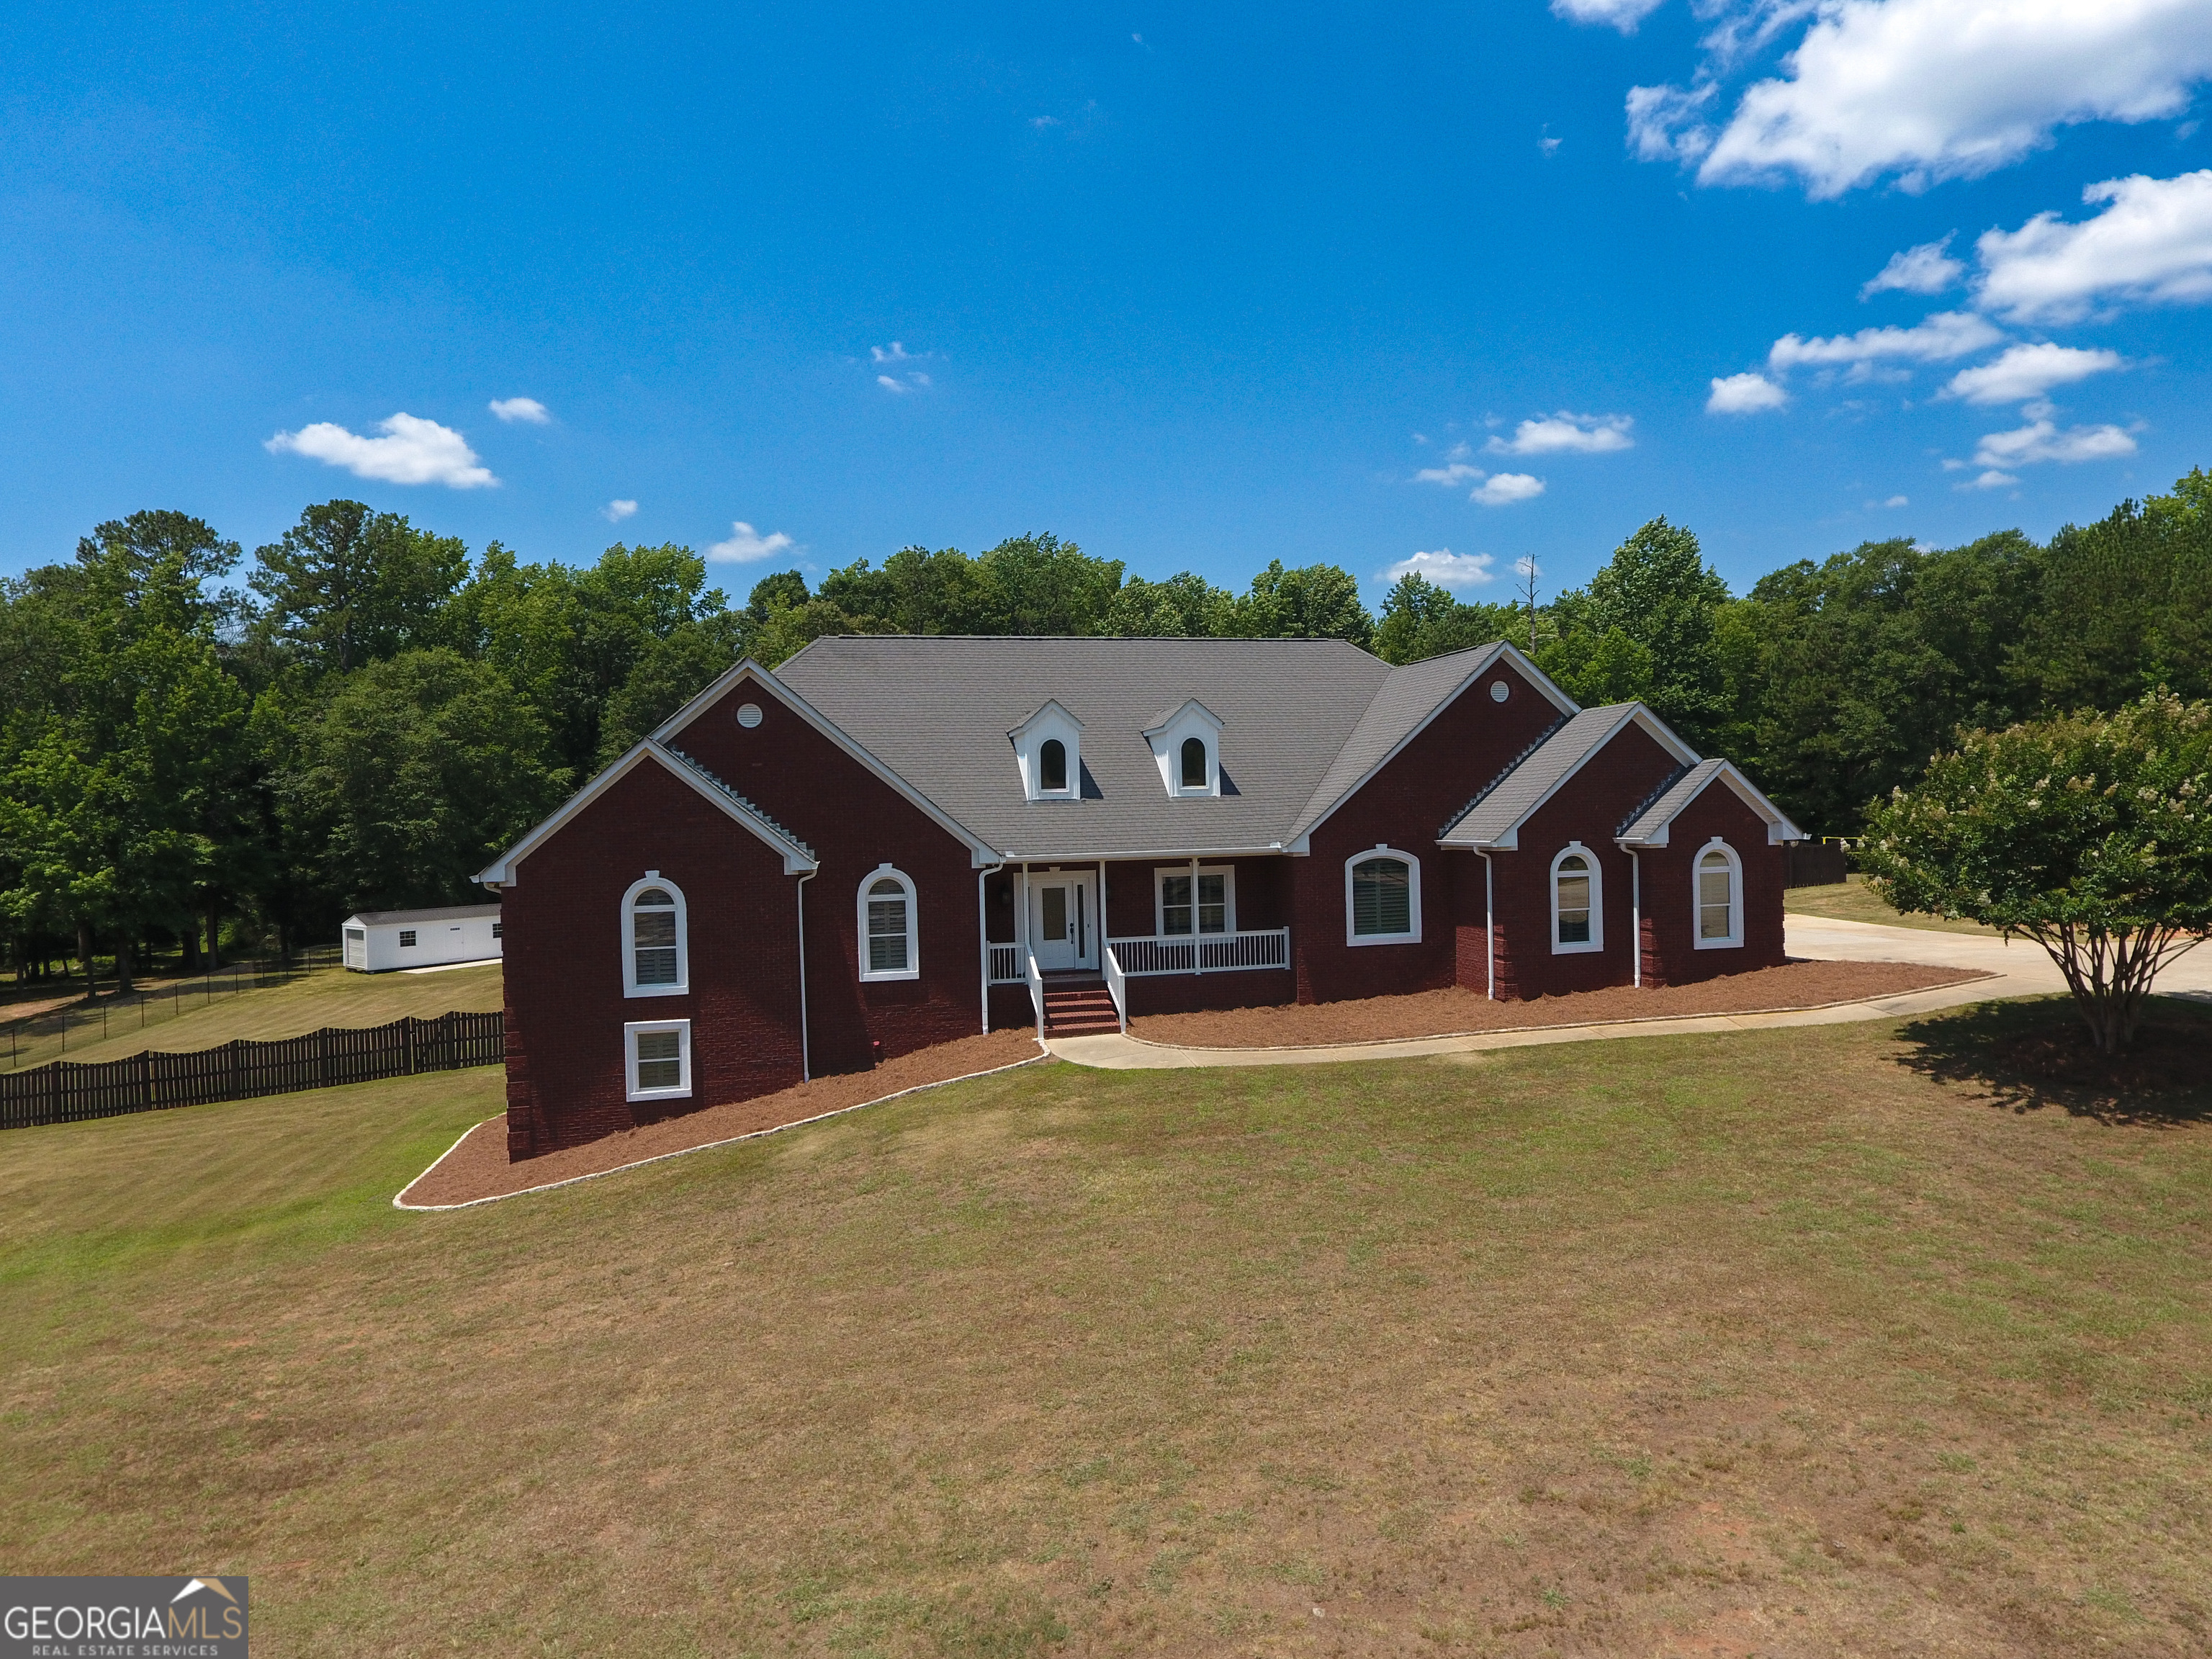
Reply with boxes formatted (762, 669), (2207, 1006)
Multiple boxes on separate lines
(478, 637), (1801, 1156)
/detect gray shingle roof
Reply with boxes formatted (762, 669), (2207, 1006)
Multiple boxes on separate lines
(347, 903), (503, 926)
(1617, 757), (1804, 845)
(773, 635), (1434, 858)
(1438, 704), (1646, 849)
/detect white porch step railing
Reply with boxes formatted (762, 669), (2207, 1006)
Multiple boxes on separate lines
(1108, 927), (1290, 976)
(1025, 950), (1047, 1040)
(987, 942), (1024, 984)
(1103, 945), (1129, 1032)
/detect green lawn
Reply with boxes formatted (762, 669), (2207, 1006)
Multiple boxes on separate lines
(1, 960), (503, 1071)
(1786, 873), (2002, 935)
(4, 999), (2211, 1655)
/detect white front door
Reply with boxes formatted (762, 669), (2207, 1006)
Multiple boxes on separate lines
(1030, 875), (1095, 971)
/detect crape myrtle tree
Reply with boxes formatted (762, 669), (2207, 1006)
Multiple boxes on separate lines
(1858, 691), (2212, 1053)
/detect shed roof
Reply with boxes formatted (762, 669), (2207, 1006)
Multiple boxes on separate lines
(346, 903), (503, 927)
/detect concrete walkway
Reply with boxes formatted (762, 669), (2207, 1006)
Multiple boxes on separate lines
(1044, 913), (2212, 1070)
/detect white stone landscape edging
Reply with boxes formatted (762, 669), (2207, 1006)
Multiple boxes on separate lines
(393, 1043), (1051, 1213)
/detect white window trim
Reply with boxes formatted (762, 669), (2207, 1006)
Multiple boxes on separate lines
(1550, 842), (1604, 955)
(1344, 845), (1422, 946)
(622, 871), (690, 998)
(624, 1017), (693, 1103)
(1143, 701), (1226, 799)
(1176, 734), (1213, 793)
(1154, 864), (1237, 937)
(1693, 837), (1745, 950)
(858, 863), (921, 981)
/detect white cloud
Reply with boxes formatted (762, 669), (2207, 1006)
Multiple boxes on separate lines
(1707, 372), (1790, 413)
(1966, 469), (2021, 489)
(1635, 0), (2212, 199)
(707, 521), (796, 562)
(1974, 170), (2212, 323)
(871, 342), (914, 364)
(1413, 461), (1485, 486)
(1474, 472), (1547, 506)
(1552, 0), (1667, 33)
(1942, 342), (2125, 405)
(1972, 418), (2138, 468)
(877, 375), (912, 393)
(1382, 549), (1498, 588)
(1884, 494), (1910, 506)
(603, 499), (639, 523)
(489, 397), (550, 424)
(1767, 309), (2002, 375)
(265, 413), (496, 488)
(1486, 412), (1634, 455)
(1861, 236), (1964, 298)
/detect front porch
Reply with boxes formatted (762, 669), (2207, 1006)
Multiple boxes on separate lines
(983, 858), (1295, 1034)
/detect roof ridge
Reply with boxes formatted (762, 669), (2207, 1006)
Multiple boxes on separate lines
(1436, 711), (1573, 840)
(1614, 760), (1700, 840)
(659, 745), (819, 859)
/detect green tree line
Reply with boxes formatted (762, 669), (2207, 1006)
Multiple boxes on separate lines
(3, 472), (2206, 985)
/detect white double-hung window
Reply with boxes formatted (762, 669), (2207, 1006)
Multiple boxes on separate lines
(859, 865), (920, 980)
(1550, 844), (1602, 953)
(623, 873), (689, 997)
(625, 1019), (691, 1102)
(1694, 840), (1743, 948)
(1345, 846), (1421, 945)
(1157, 866), (1233, 936)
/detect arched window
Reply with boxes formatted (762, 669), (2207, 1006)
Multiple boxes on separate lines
(858, 865), (920, 980)
(1344, 846), (1421, 945)
(1039, 738), (1068, 793)
(623, 874), (688, 997)
(1179, 735), (1209, 790)
(1694, 840), (1743, 949)
(1550, 844), (1603, 954)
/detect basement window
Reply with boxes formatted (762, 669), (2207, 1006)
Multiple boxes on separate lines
(625, 1019), (692, 1102)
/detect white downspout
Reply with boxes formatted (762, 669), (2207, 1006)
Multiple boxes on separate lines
(795, 869), (816, 1080)
(977, 862), (1004, 1033)
(1480, 851), (1495, 999)
(1629, 849), (1641, 989)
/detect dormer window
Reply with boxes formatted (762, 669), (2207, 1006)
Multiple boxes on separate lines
(1010, 700), (1083, 801)
(1144, 698), (1223, 798)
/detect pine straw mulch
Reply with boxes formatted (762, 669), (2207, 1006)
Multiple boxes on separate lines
(397, 1028), (1044, 1208)
(1128, 957), (1992, 1049)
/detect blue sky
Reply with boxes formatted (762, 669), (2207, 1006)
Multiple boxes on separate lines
(4, 0), (2209, 602)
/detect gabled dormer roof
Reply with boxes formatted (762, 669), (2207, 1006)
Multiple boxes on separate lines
(1010, 698), (1084, 738)
(1615, 757), (1804, 847)
(475, 738), (819, 887)
(1142, 698), (1223, 739)
(1438, 702), (1698, 851)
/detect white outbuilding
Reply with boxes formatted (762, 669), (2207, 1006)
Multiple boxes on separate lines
(341, 904), (505, 973)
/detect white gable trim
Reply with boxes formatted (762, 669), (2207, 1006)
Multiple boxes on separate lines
(1438, 703), (1702, 853)
(1289, 643), (1578, 852)
(475, 740), (818, 887)
(655, 657), (999, 866)
(1618, 760), (1805, 848)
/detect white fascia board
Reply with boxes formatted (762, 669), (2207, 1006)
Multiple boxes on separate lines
(476, 742), (819, 886)
(999, 842), (1287, 863)
(1010, 698), (1084, 739)
(1490, 642), (1581, 719)
(1141, 698), (1223, 740)
(1615, 760), (1805, 850)
(1441, 703), (1699, 853)
(655, 657), (1001, 868)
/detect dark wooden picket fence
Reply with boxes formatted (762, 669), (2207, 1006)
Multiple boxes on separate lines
(1784, 842), (1851, 889)
(0, 1010), (505, 1131)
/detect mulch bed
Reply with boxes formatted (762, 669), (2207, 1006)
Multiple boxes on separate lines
(397, 1029), (1043, 1208)
(1129, 958), (1992, 1049)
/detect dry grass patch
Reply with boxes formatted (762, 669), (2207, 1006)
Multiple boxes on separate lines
(1784, 875), (2001, 935)
(1, 959), (504, 1071)
(4, 998), (2212, 1656)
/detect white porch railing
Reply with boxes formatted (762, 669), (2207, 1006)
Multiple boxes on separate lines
(987, 942), (1024, 984)
(1103, 945), (1129, 1032)
(1108, 927), (1290, 976)
(1025, 950), (1046, 1040)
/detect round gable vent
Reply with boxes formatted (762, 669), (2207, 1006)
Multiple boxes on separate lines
(736, 701), (764, 728)
(1488, 680), (1510, 703)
